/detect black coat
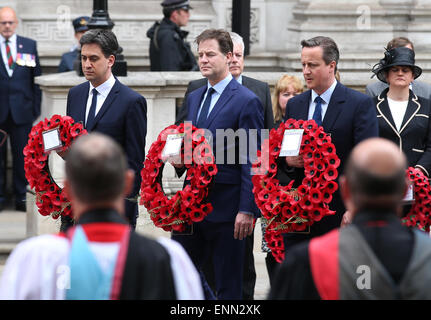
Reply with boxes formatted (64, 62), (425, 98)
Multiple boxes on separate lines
(147, 18), (198, 71)
(374, 88), (431, 176)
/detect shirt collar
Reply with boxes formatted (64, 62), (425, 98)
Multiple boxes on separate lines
(89, 73), (116, 98)
(0, 33), (16, 44)
(311, 79), (337, 104)
(208, 73), (233, 95)
(236, 74), (243, 85)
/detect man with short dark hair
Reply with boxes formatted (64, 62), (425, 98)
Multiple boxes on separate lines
(63, 29), (147, 231)
(281, 36), (378, 250)
(0, 7), (42, 212)
(147, 0), (198, 71)
(0, 133), (203, 300)
(57, 16), (89, 72)
(171, 29), (264, 300)
(269, 138), (431, 300)
(366, 37), (431, 99)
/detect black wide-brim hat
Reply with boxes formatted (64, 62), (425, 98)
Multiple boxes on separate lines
(371, 46), (422, 83)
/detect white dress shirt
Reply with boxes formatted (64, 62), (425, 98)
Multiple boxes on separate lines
(308, 80), (338, 121)
(0, 33), (17, 77)
(85, 74), (116, 125)
(387, 97), (408, 131)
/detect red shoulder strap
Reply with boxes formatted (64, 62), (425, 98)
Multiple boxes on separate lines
(109, 226), (131, 300)
(309, 229), (339, 300)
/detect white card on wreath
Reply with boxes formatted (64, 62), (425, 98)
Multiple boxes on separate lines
(403, 184), (414, 203)
(162, 134), (184, 158)
(42, 128), (62, 152)
(279, 129), (304, 157)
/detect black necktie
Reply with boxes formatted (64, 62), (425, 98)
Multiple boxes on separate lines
(86, 88), (98, 129)
(313, 96), (323, 126)
(197, 87), (215, 128)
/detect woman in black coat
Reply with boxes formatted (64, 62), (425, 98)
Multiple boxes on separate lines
(372, 47), (431, 177)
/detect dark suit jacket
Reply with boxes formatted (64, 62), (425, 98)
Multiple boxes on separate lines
(374, 88), (431, 176)
(66, 79), (147, 197)
(58, 49), (78, 73)
(183, 78), (264, 222)
(283, 82), (379, 237)
(176, 75), (274, 130)
(0, 35), (42, 124)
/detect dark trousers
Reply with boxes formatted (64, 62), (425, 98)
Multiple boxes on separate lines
(172, 220), (246, 300)
(0, 114), (31, 205)
(203, 230), (257, 300)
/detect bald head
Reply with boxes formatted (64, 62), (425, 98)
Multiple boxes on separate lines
(0, 7), (18, 40)
(343, 138), (407, 211)
(350, 138), (407, 177)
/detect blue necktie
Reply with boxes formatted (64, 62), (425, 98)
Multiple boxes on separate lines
(197, 87), (215, 128)
(86, 88), (98, 129)
(313, 96), (323, 126)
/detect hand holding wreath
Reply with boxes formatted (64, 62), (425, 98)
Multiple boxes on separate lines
(24, 115), (87, 219)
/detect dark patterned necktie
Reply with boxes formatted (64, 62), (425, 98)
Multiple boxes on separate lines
(313, 96), (323, 126)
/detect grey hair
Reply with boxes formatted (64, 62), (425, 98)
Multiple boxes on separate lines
(229, 32), (245, 55)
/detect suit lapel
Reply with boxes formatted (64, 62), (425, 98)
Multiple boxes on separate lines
(399, 91), (421, 134)
(375, 90), (399, 137)
(204, 79), (237, 128)
(87, 79), (121, 131)
(289, 90), (310, 121)
(189, 85), (208, 126)
(322, 83), (344, 131)
(78, 82), (90, 124)
(11, 36), (24, 79)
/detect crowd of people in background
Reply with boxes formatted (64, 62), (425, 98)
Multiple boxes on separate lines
(1, 0), (431, 301)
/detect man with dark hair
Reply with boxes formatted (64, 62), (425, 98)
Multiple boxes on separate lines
(57, 16), (89, 72)
(147, 0), (198, 71)
(171, 28), (264, 299)
(281, 36), (378, 251)
(270, 138), (431, 300)
(0, 7), (41, 212)
(0, 133), (203, 300)
(176, 31), (273, 300)
(63, 29), (147, 231)
(366, 37), (431, 99)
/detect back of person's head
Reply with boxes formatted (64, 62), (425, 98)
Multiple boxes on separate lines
(343, 138), (407, 212)
(65, 133), (127, 204)
(79, 28), (119, 58)
(301, 36), (339, 73)
(196, 29), (233, 55)
(387, 37), (414, 51)
(272, 75), (304, 122)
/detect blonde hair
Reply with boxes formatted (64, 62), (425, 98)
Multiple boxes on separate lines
(272, 75), (304, 123)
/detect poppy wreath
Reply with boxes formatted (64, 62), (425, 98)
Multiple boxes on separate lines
(402, 167), (431, 232)
(252, 119), (340, 263)
(24, 115), (87, 219)
(140, 123), (217, 232)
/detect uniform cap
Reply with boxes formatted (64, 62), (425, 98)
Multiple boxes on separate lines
(72, 16), (90, 33)
(161, 0), (192, 10)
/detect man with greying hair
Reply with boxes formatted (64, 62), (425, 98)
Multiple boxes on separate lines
(176, 31), (273, 299)
(270, 138), (431, 299)
(62, 28), (147, 231)
(0, 133), (203, 300)
(280, 36), (379, 252)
